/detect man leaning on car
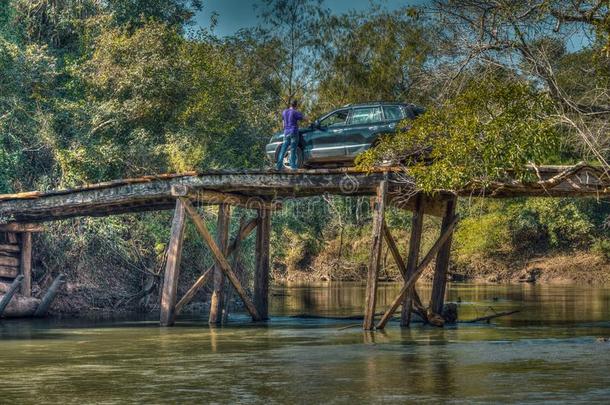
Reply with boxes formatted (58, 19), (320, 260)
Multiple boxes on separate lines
(276, 99), (304, 171)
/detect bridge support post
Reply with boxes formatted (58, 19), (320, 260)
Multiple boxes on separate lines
(209, 203), (231, 325)
(160, 199), (186, 326)
(363, 180), (387, 330)
(254, 208), (271, 321)
(19, 232), (32, 297)
(401, 194), (425, 327)
(430, 196), (457, 315)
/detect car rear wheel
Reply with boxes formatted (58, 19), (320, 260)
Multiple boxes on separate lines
(284, 146), (304, 169)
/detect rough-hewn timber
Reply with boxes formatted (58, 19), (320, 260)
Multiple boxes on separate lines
(19, 232), (32, 297)
(376, 215), (459, 330)
(430, 197), (457, 315)
(209, 203), (231, 325)
(0, 164), (608, 225)
(159, 200), (187, 326)
(254, 209), (271, 320)
(401, 194), (425, 327)
(363, 180), (387, 330)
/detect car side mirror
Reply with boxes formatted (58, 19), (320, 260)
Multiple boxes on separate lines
(312, 120), (321, 130)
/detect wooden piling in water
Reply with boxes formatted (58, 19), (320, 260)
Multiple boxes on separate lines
(363, 180), (387, 330)
(160, 199), (187, 326)
(180, 198), (261, 321)
(376, 215), (459, 330)
(209, 203), (231, 325)
(254, 208), (271, 321)
(430, 197), (456, 315)
(174, 216), (258, 315)
(401, 194), (425, 327)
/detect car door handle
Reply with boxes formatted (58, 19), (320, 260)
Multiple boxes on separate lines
(368, 126), (379, 131)
(332, 129), (344, 133)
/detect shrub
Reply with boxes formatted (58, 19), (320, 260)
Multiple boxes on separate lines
(591, 238), (610, 262)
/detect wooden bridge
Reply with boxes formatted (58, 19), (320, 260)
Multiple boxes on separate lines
(0, 163), (608, 329)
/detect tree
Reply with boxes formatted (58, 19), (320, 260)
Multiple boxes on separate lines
(315, 7), (434, 111)
(357, 74), (560, 193)
(107, 0), (202, 29)
(430, 0), (610, 167)
(256, 0), (329, 107)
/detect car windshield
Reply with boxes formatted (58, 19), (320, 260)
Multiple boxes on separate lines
(350, 107), (382, 125)
(319, 109), (349, 128)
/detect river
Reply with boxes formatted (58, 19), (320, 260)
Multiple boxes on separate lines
(1, 282), (609, 404)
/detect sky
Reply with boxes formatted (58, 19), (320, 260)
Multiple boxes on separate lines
(194, 0), (423, 36)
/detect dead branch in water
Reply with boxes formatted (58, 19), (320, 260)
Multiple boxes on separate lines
(463, 310), (521, 323)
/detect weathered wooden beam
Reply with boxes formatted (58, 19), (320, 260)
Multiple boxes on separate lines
(171, 185), (280, 211)
(180, 198), (261, 321)
(401, 194), (425, 327)
(0, 275), (23, 317)
(33, 274), (65, 317)
(0, 244), (20, 253)
(0, 265), (19, 278)
(174, 216), (258, 315)
(388, 192), (450, 217)
(0, 171), (388, 223)
(430, 197), (457, 315)
(160, 199), (187, 326)
(381, 213), (425, 327)
(376, 214), (459, 330)
(363, 180), (387, 330)
(254, 209), (271, 321)
(223, 215), (246, 323)
(0, 224), (43, 233)
(19, 232), (32, 297)
(209, 203), (231, 325)
(6, 233), (17, 244)
(0, 256), (19, 267)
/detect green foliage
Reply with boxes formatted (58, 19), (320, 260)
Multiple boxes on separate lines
(513, 199), (594, 249)
(454, 212), (511, 256)
(592, 238), (610, 261)
(316, 8), (431, 110)
(357, 75), (560, 192)
(107, 0), (202, 29)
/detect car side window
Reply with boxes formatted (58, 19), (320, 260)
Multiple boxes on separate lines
(350, 107), (383, 125)
(320, 109), (349, 128)
(383, 106), (403, 121)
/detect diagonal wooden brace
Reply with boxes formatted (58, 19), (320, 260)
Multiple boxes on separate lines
(0, 275), (24, 317)
(376, 215), (459, 329)
(180, 198), (262, 321)
(175, 216), (258, 315)
(382, 221), (427, 320)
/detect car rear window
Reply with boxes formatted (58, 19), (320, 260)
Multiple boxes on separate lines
(350, 107), (383, 125)
(383, 106), (403, 120)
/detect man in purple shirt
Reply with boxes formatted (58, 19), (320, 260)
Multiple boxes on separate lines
(276, 99), (304, 170)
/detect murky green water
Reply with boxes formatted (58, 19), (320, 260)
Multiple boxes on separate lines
(1, 282), (609, 404)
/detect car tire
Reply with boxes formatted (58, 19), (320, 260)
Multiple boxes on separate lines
(277, 145), (304, 169)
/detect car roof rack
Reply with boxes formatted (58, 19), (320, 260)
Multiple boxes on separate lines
(341, 101), (408, 108)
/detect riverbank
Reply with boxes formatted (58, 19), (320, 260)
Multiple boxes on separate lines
(274, 251), (610, 286)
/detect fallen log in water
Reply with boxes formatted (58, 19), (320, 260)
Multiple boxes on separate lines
(291, 312), (386, 321)
(463, 310), (520, 323)
(0, 294), (40, 318)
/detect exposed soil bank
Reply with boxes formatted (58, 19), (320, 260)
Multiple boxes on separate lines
(44, 251), (610, 316)
(274, 251), (610, 286)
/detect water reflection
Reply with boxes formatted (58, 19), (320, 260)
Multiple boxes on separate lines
(0, 282), (608, 403)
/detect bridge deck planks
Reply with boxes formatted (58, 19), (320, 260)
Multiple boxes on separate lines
(0, 164), (608, 224)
